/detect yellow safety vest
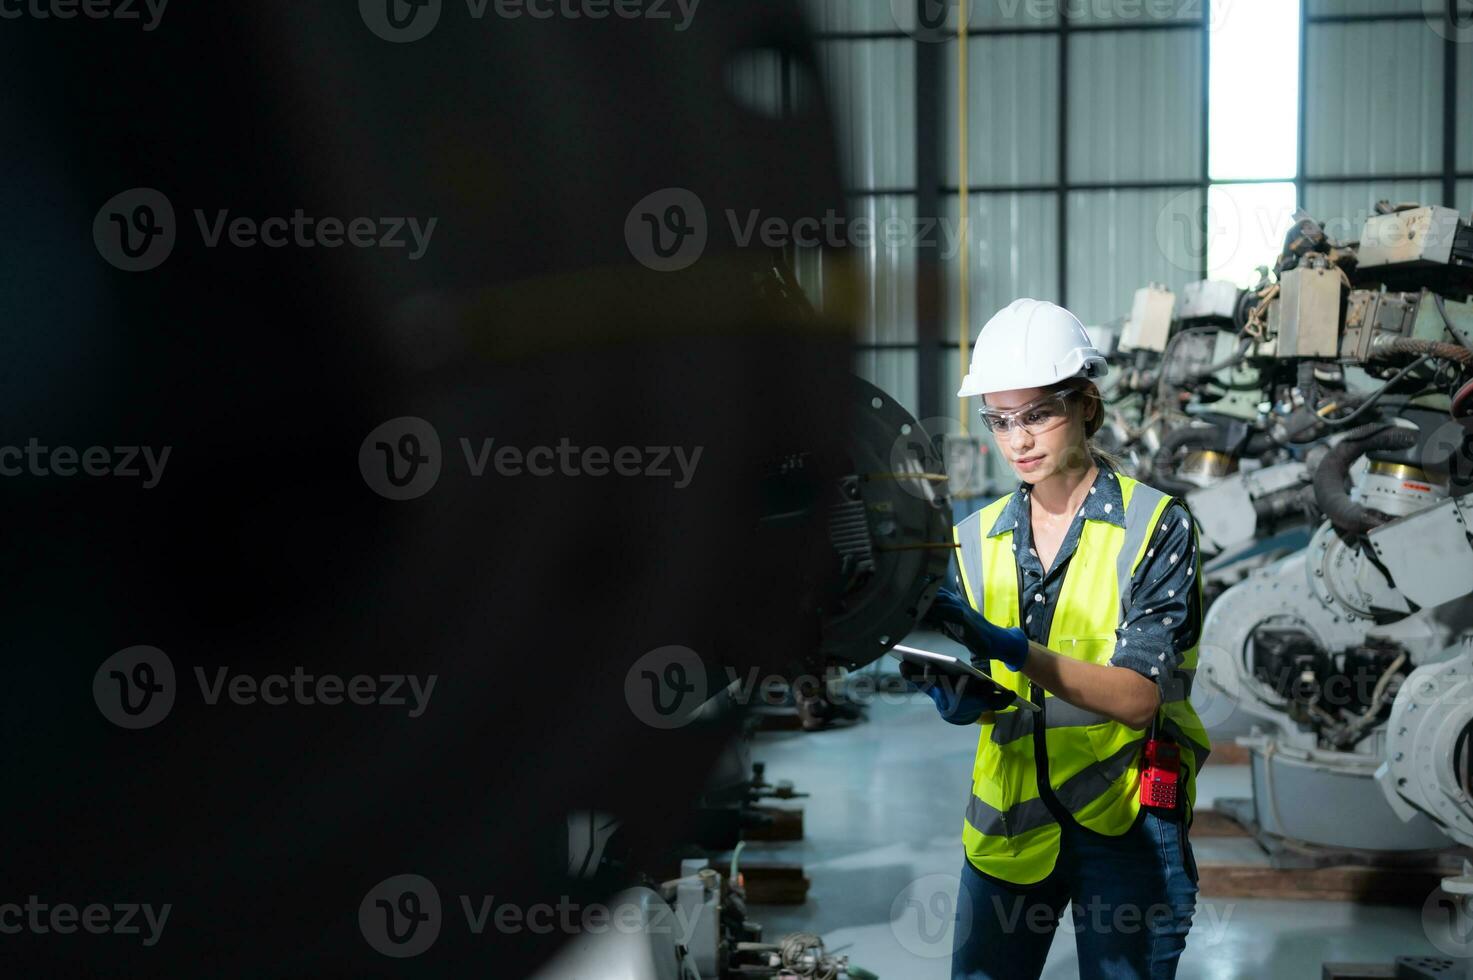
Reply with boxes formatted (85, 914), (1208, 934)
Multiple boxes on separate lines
(954, 472), (1211, 885)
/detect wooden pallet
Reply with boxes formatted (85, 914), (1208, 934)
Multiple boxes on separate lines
(1208, 741), (1249, 765)
(1188, 808), (1251, 838)
(752, 707), (804, 731)
(743, 805), (804, 842)
(1323, 957), (1460, 979)
(1196, 860), (1458, 904)
(1190, 807), (1466, 904)
(740, 864), (810, 905)
(1321, 963), (1398, 979)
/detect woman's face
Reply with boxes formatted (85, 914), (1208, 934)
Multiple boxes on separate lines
(981, 386), (1092, 484)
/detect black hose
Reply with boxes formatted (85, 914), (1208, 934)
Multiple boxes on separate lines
(1243, 431), (1277, 455)
(1156, 326), (1227, 403)
(1185, 336), (1253, 382)
(1373, 336), (1472, 370)
(1252, 484), (1315, 523)
(1297, 362), (1322, 412)
(1152, 425), (1220, 496)
(1274, 329), (1470, 447)
(1311, 424), (1418, 536)
(1277, 355), (1431, 443)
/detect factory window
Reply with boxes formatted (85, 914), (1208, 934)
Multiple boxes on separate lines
(1204, 183), (1298, 288)
(1205, 0), (1300, 287)
(1208, 0), (1299, 183)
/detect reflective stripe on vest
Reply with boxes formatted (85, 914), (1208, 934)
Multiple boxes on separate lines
(953, 472), (1212, 885)
(990, 698), (1111, 745)
(965, 738), (1141, 837)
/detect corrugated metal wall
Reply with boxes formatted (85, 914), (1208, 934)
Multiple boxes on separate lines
(818, 39), (916, 190)
(723, 47), (786, 119)
(939, 192), (1061, 339)
(782, 6), (925, 416)
(1071, 1), (1198, 25)
(795, 8), (1211, 421)
(1304, 21), (1443, 178)
(727, 16), (920, 413)
(1305, 0), (1425, 15)
(1062, 28), (1204, 326)
(935, 19), (1209, 386)
(1302, 6), (1469, 235)
(1066, 187), (1204, 323)
(1066, 29), (1203, 185)
(942, 36), (1060, 187)
(800, 0), (906, 35)
(779, 1), (1469, 425)
(940, 22), (1206, 335)
(1461, 37), (1473, 173)
(816, 36), (918, 413)
(848, 192), (920, 413)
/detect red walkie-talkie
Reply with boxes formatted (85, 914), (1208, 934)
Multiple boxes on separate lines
(1140, 714), (1181, 811)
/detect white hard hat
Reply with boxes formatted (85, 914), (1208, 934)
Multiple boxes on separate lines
(958, 298), (1108, 398)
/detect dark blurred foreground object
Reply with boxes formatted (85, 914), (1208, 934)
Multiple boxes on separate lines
(0, 4), (864, 975)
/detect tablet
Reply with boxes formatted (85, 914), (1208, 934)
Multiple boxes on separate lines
(891, 644), (1041, 713)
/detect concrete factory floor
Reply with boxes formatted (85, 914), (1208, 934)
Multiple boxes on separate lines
(739, 631), (1457, 980)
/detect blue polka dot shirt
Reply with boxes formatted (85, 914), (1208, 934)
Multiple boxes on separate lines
(983, 457), (1202, 697)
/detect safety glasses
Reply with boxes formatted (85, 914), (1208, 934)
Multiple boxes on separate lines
(977, 389), (1078, 436)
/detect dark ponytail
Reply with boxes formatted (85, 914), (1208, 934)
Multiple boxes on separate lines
(1057, 377), (1126, 474)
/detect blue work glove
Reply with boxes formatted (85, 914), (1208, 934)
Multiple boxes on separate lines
(899, 659), (1015, 725)
(923, 588), (1031, 672)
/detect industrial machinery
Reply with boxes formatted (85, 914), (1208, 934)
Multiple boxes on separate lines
(532, 865), (874, 980)
(1095, 276), (1313, 602)
(1094, 203), (1473, 977)
(1114, 203), (1473, 875)
(544, 726), (876, 980)
(1102, 206), (1473, 594)
(820, 377), (953, 671)
(537, 200), (1473, 976)
(533, 364), (951, 980)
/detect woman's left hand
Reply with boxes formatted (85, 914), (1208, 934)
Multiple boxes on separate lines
(923, 588), (1031, 671)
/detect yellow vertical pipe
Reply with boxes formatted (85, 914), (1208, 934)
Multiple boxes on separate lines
(957, 3), (970, 434)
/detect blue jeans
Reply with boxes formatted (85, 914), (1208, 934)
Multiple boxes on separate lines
(951, 809), (1200, 980)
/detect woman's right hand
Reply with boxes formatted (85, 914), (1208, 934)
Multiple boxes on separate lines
(923, 588), (1031, 671)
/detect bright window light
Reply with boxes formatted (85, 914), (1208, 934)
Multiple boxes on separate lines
(1209, 0), (1300, 180)
(1206, 182), (1298, 287)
